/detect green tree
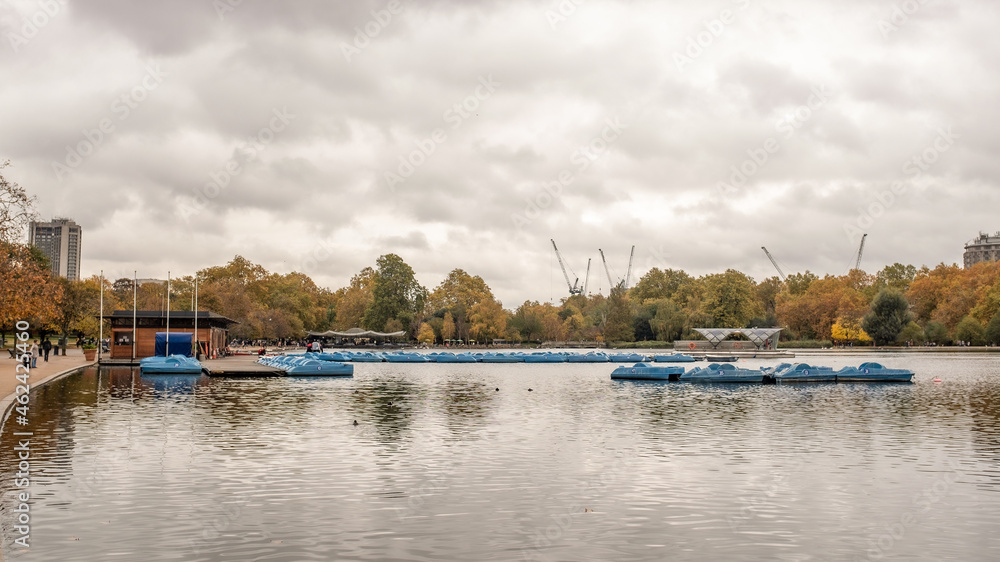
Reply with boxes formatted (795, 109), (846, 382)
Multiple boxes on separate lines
(630, 268), (694, 304)
(604, 286), (634, 342)
(896, 321), (924, 345)
(362, 254), (424, 331)
(648, 299), (686, 342)
(875, 263), (917, 293)
(786, 271), (818, 296)
(923, 321), (949, 345)
(985, 312), (1000, 345)
(954, 315), (985, 345)
(862, 289), (913, 345)
(701, 269), (762, 328)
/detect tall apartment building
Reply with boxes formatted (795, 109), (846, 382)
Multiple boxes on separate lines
(28, 218), (82, 280)
(963, 232), (1000, 269)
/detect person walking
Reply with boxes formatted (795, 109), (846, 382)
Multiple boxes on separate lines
(41, 338), (52, 362)
(29, 340), (39, 368)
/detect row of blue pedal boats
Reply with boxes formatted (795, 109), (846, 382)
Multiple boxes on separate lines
(610, 362), (914, 383)
(293, 351), (703, 363)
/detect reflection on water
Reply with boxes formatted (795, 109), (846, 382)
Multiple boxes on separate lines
(2, 353), (999, 561)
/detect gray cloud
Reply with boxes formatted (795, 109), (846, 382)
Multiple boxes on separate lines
(0, 0), (995, 306)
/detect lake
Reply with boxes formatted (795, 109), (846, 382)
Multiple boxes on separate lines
(2, 351), (999, 561)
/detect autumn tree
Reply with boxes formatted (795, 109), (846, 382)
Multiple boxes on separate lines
(442, 312), (456, 342)
(430, 268), (496, 340)
(831, 317), (871, 343)
(0, 242), (63, 339)
(604, 286), (634, 342)
(416, 322), (435, 344)
(333, 267), (375, 330)
(469, 299), (508, 343)
(0, 164), (63, 341)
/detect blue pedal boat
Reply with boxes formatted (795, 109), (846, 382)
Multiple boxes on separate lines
(773, 363), (837, 383)
(383, 352), (430, 363)
(611, 363), (684, 381)
(139, 355), (203, 375)
(433, 352), (479, 363)
(835, 362), (914, 383)
(567, 352), (611, 363)
(652, 353), (697, 363)
(608, 353), (648, 363)
(523, 352), (568, 363)
(680, 363), (764, 383)
(283, 359), (354, 376)
(478, 353), (524, 363)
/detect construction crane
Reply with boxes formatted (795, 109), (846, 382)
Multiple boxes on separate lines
(599, 249), (615, 289)
(624, 245), (635, 289)
(599, 246), (636, 290)
(582, 259), (591, 296)
(761, 246), (787, 282)
(551, 239), (583, 296)
(853, 233), (868, 271)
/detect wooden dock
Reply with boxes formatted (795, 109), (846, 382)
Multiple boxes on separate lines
(200, 356), (286, 377)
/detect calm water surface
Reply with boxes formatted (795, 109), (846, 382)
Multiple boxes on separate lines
(2, 352), (999, 561)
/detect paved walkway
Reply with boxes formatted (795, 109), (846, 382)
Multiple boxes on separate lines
(0, 348), (94, 412)
(0, 349), (94, 561)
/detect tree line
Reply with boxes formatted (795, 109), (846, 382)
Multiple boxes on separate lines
(5, 163), (1000, 347)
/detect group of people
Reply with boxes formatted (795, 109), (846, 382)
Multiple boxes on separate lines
(19, 339), (56, 368)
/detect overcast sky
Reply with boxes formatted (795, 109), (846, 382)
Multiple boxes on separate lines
(1, 0), (997, 306)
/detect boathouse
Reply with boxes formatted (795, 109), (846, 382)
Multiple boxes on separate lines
(107, 310), (236, 359)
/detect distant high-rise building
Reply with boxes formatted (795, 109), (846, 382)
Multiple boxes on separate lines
(963, 232), (1000, 269)
(28, 218), (82, 280)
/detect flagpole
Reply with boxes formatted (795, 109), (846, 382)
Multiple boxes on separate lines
(194, 275), (199, 359)
(166, 272), (170, 356)
(133, 271), (137, 360)
(99, 270), (104, 363)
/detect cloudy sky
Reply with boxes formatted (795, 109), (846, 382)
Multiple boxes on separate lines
(1, 0), (997, 306)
